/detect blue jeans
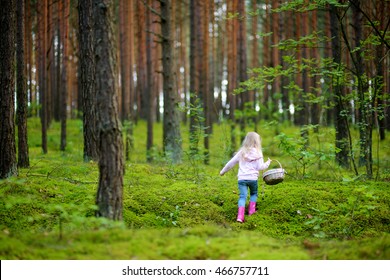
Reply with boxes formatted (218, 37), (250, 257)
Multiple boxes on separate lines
(237, 180), (258, 207)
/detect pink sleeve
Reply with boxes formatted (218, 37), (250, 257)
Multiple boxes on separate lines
(255, 156), (270, 171)
(220, 152), (241, 175)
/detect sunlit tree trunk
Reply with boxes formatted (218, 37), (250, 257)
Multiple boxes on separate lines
(94, 0), (124, 220)
(0, 0), (18, 178)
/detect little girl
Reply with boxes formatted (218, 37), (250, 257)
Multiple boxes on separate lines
(220, 132), (271, 223)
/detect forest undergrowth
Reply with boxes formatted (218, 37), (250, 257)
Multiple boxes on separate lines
(0, 118), (389, 260)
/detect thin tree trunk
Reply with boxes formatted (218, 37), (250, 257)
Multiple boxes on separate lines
(60, 0), (69, 151)
(16, 0), (29, 168)
(146, 0), (154, 162)
(238, 0), (248, 141)
(39, 0), (48, 154)
(330, 4), (352, 171)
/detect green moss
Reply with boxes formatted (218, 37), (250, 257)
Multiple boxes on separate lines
(1, 118), (389, 259)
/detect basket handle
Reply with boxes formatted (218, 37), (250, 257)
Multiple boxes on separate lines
(270, 159), (282, 169)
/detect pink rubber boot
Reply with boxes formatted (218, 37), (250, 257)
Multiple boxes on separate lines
(248, 202), (257, 215)
(237, 207), (245, 223)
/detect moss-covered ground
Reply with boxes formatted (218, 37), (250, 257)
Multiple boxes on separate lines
(1, 118), (389, 260)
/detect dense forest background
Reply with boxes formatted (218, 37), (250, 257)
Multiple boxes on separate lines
(0, 0), (389, 220)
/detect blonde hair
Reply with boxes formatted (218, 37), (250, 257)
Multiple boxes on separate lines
(239, 132), (262, 158)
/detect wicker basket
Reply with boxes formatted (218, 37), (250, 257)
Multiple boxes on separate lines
(262, 160), (286, 185)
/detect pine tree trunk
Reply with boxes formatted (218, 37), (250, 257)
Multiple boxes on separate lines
(330, 4), (351, 170)
(161, 0), (182, 163)
(16, 0), (30, 168)
(79, 0), (98, 162)
(38, 0), (48, 154)
(146, 0), (154, 162)
(94, 0), (124, 220)
(0, 0), (18, 178)
(60, 0), (69, 151)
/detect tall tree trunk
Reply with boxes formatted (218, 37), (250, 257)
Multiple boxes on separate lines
(46, 0), (53, 127)
(60, 0), (70, 151)
(119, 0), (130, 121)
(227, 0), (238, 155)
(128, 0), (136, 121)
(310, 8), (320, 132)
(25, 0), (34, 117)
(189, 0), (199, 155)
(0, 0), (18, 178)
(271, 0), (280, 120)
(330, 4), (352, 171)
(136, 0), (147, 122)
(350, 0), (372, 177)
(202, 0), (210, 164)
(161, 0), (182, 163)
(375, 0), (385, 141)
(38, 0), (48, 154)
(16, 0), (29, 168)
(79, 0), (98, 162)
(146, 0), (154, 162)
(238, 0), (248, 141)
(262, 0), (270, 120)
(94, 0), (124, 220)
(300, 2), (310, 145)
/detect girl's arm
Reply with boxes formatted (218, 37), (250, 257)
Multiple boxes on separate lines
(220, 152), (241, 176)
(255, 155), (272, 171)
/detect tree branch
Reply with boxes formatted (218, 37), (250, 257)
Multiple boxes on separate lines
(140, 0), (163, 19)
(348, 0), (390, 50)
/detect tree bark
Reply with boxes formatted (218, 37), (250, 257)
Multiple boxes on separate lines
(60, 0), (69, 151)
(161, 0), (182, 163)
(94, 0), (124, 220)
(79, 0), (99, 162)
(330, 4), (351, 170)
(0, 0), (18, 178)
(146, 0), (154, 162)
(16, 0), (30, 168)
(38, 0), (48, 154)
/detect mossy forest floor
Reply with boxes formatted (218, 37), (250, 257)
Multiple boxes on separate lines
(1, 118), (389, 260)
